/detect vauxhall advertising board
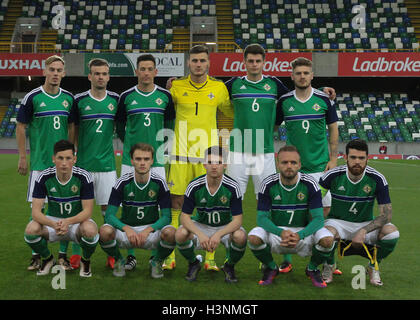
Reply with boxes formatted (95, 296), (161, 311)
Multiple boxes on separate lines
(0, 53), (55, 76)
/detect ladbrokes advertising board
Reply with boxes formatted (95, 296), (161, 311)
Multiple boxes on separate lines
(209, 52), (312, 77)
(338, 52), (420, 77)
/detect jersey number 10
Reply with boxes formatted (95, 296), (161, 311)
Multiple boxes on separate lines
(207, 211), (221, 225)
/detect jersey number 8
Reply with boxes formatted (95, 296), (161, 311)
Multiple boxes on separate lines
(53, 116), (61, 130)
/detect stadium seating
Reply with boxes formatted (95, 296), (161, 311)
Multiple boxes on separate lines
(0, 98), (19, 138)
(0, 0), (8, 31)
(21, 0), (217, 52)
(277, 93), (420, 143)
(232, 0), (419, 51)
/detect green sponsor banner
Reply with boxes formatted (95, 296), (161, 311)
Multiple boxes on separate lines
(84, 53), (185, 77)
(84, 53), (134, 76)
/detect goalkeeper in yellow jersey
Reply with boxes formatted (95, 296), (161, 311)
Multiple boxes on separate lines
(164, 45), (234, 271)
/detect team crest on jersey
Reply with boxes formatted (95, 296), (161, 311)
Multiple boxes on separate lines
(155, 98), (163, 105)
(264, 84), (271, 91)
(148, 190), (156, 198)
(297, 192), (305, 201)
(220, 196), (228, 204)
(312, 104), (321, 111)
(71, 185), (78, 193)
(62, 100), (69, 108)
(108, 103), (114, 111)
(208, 92), (215, 99)
(363, 185), (372, 194)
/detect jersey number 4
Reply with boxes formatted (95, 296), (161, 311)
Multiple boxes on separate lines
(349, 202), (358, 215)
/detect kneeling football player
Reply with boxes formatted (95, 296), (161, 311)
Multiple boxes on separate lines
(175, 146), (247, 283)
(99, 143), (176, 279)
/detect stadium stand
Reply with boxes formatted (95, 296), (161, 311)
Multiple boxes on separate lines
(232, 0), (419, 51)
(0, 98), (18, 138)
(0, 0), (417, 144)
(21, 0), (218, 52)
(275, 93), (420, 143)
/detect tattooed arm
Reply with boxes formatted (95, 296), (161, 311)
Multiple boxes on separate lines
(352, 203), (392, 246)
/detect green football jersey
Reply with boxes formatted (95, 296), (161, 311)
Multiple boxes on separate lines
(108, 172), (171, 227)
(73, 90), (119, 172)
(17, 86), (74, 171)
(319, 165), (391, 223)
(277, 88), (338, 173)
(225, 76), (289, 154)
(182, 174), (243, 227)
(116, 85), (175, 167)
(32, 166), (94, 218)
(258, 172), (322, 227)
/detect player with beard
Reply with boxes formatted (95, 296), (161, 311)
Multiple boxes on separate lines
(318, 139), (399, 286)
(277, 57), (340, 274)
(248, 146), (335, 287)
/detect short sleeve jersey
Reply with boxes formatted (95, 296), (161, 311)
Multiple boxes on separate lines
(32, 166), (94, 218)
(116, 85), (175, 167)
(277, 88), (338, 173)
(225, 76), (289, 154)
(182, 174), (242, 227)
(73, 90), (119, 172)
(17, 86), (75, 171)
(108, 172), (171, 227)
(319, 165), (391, 222)
(257, 172), (322, 227)
(170, 75), (233, 161)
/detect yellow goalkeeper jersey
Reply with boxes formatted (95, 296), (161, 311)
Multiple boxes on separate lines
(170, 74), (233, 160)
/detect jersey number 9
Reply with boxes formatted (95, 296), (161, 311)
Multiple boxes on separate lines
(302, 120), (310, 134)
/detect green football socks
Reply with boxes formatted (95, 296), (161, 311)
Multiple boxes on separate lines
(227, 241), (246, 265)
(177, 240), (196, 263)
(79, 236), (98, 260)
(24, 234), (51, 259)
(154, 240), (175, 262)
(100, 239), (123, 261)
(249, 243), (277, 270)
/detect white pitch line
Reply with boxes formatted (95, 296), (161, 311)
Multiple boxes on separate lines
(368, 160), (420, 168)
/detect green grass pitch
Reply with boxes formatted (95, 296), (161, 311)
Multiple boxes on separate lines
(1, 154), (419, 300)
